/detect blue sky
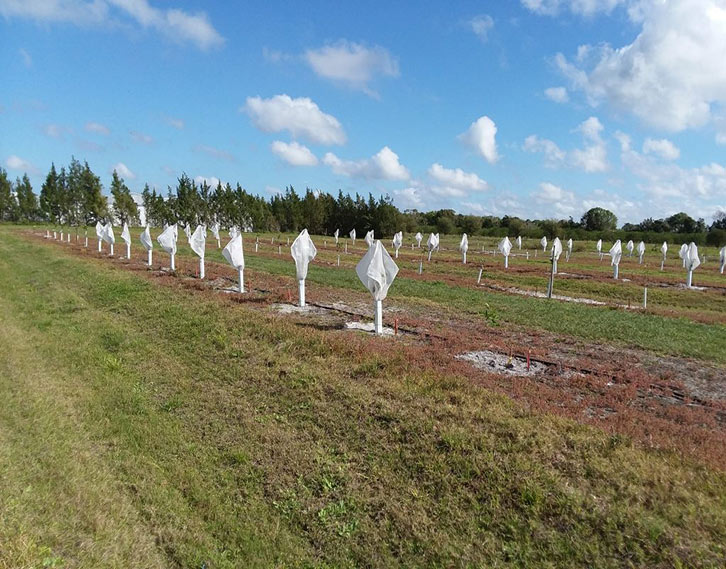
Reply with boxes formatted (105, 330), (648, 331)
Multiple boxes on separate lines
(2, 0), (726, 224)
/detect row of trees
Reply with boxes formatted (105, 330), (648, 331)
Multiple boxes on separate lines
(2, 159), (725, 246)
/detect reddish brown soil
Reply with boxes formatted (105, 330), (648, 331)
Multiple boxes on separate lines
(33, 232), (726, 469)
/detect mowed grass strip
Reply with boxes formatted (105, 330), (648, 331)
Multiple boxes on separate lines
(1, 229), (726, 568)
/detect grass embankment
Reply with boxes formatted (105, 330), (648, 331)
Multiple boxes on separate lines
(1, 229), (726, 568)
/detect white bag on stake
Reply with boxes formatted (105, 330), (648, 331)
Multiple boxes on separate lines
(184, 223), (192, 243)
(291, 229), (317, 307)
(684, 242), (700, 287)
(660, 241), (668, 270)
(540, 236), (547, 251)
(392, 231), (403, 258)
(349, 228), (356, 243)
(140, 226), (153, 266)
(498, 236), (512, 268)
(222, 233), (245, 293)
(356, 240), (399, 334)
(415, 232), (423, 247)
(157, 223), (178, 271)
(211, 222), (221, 248)
(365, 230), (375, 248)
(551, 237), (563, 274)
(637, 241), (645, 264)
(678, 243), (688, 267)
(96, 221), (104, 252)
(566, 238), (573, 261)
(190, 225), (206, 279)
(609, 240), (622, 279)
(102, 223), (115, 256)
(516, 235), (522, 250)
(334, 228), (339, 245)
(459, 233), (469, 264)
(121, 222), (132, 259)
(426, 233), (439, 261)
(626, 240), (634, 257)
(719, 246), (726, 274)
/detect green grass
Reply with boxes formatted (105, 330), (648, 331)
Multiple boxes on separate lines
(2, 227), (726, 568)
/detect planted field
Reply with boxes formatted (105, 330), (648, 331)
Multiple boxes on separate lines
(2, 226), (726, 568)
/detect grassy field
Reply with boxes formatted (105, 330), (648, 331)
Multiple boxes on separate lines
(2, 226), (726, 568)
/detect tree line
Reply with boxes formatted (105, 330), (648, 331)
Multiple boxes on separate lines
(2, 158), (725, 246)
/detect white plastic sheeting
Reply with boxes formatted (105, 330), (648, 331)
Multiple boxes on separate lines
(720, 246), (726, 274)
(609, 240), (622, 279)
(96, 221), (104, 252)
(540, 236), (547, 251)
(626, 240), (634, 257)
(184, 223), (192, 243)
(678, 243), (688, 268)
(415, 232), (423, 247)
(291, 229), (317, 307)
(222, 233), (245, 293)
(365, 230), (375, 248)
(121, 222), (131, 259)
(459, 233), (469, 264)
(566, 238), (573, 261)
(349, 228), (356, 243)
(660, 241), (668, 270)
(190, 225), (206, 279)
(157, 223), (178, 270)
(551, 237), (563, 274)
(211, 222), (221, 248)
(102, 222), (115, 255)
(356, 240), (399, 334)
(426, 233), (439, 261)
(684, 242), (701, 287)
(140, 226), (153, 266)
(516, 235), (522, 250)
(498, 236), (512, 268)
(637, 241), (646, 264)
(334, 228), (339, 245)
(392, 231), (403, 258)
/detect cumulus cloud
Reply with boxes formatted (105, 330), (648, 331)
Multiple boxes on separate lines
(42, 123), (71, 139)
(521, 0), (625, 16)
(111, 162), (135, 179)
(524, 116), (607, 172)
(393, 186), (424, 210)
(535, 181), (575, 202)
(194, 175), (223, 187)
(85, 121), (110, 135)
(544, 86), (569, 103)
(428, 163), (488, 191)
(5, 154), (39, 174)
(642, 138), (680, 161)
(0, 0), (223, 50)
(304, 41), (399, 96)
(469, 14), (494, 41)
(458, 115), (499, 164)
(270, 140), (318, 166)
(193, 144), (235, 162)
(323, 146), (409, 180)
(554, 0), (726, 132)
(244, 94), (346, 146)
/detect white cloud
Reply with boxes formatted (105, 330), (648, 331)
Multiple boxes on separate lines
(393, 187), (424, 209)
(642, 138), (680, 161)
(469, 14), (494, 42)
(461, 201), (487, 214)
(5, 154), (39, 174)
(544, 86), (569, 103)
(323, 146), (409, 180)
(535, 181), (575, 203)
(524, 116), (607, 172)
(0, 0), (223, 50)
(458, 115), (499, 164)
(428, 163), (488, 191)
(19, 47), (32, 67)
(42, 123), (71, 139)
(523, 135), (566, 167)
(521, 0), (625, 16)
(85, 121), (110, 135)
(270, 140), (318, 166)
(130, 130), (153, 144)
(111, 162), (136, 179)
(193, 144), (235, 162)
(194, 175), (223, 187)
(164, 116), (184, 129)
(555, 0), (726, 132)
(244, 94), (346, 146)
(304, 41), (399, 96)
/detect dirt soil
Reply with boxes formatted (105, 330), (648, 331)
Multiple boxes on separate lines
(34, 232), (726, 469)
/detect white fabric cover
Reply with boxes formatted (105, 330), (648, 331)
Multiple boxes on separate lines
(334, 228), (339, 244)
(684, 242), (701, 271)
(661, 241), (668, 258)
(459, 233), (469, 254)
(626, 240), (634, 255)
(415, 232), (423, 246)
(392, 231), (403, 251)
(229, 226), (239, 239)
(498, 236), (512, 257)
(211, 223), (220, 241)
(637, 241), (645, 259)
(222, 233), (245, 269)
(157, 224), (178, 255)
(190, 225), (206, 258)
(720, 246), (726, 265)
(356, 240), (399, 301)
(140, 226), (153, 251)
(609, 240), (622, 266)
(678, 243), (688, 260)
(365, 230), (375, 248)
(427, 233), (439, 252)
(95, 221), (104, 239)
(349, 229), (356, 241)
(567, 238), (573, 253)
(540, 236), (547, 250)
(102, 223), (115, 244)
(121, 223), (131, 245)
(596, 239), (602, 253)
(551, 237), (562, 260)
(291, 229), (317, 280)
(516, 236), (522, 249)
(184, 223), (192, 242)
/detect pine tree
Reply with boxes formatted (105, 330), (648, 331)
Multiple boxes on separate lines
(80, 161), (107, 224)
(40, 163), (62, 223)
(110, 170), (139, 225)
(14, 174), (39, 222)
(0, 168), (15, 221)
